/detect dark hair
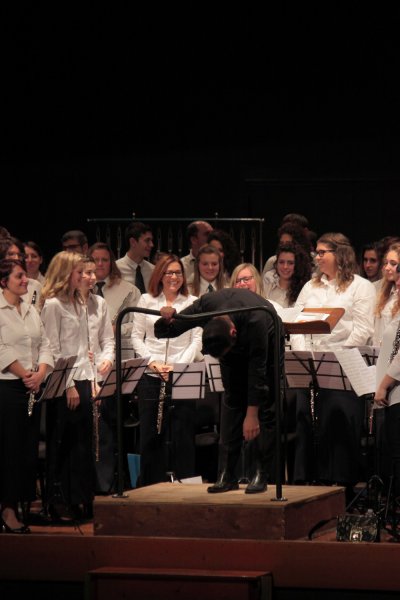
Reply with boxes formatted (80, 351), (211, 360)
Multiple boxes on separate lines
(88, 241), (122, 283)
(277, 222), (313, 255)
(202, 318), (234, 358)
(148, 253), (188, 297)
(207, 229), (241, 276)
(274, 242), (313, 304)
(61, 230), (88, 246)
(359, 241), (384, 280)
(124, 221), (152, 249)
(281, 213), (310, 228)
(0, 258), (26, 287)
(0, 236), (26, 269)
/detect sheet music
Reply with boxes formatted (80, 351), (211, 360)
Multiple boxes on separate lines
(38, 355), (77, 400)
(334, 348), (376, 396)
(171, 362), (206, 400)
(204, 354), (225, 392)
(95, 357), (150, 398)
(294, 312), (330, 322)
(285, 350), (352, 391)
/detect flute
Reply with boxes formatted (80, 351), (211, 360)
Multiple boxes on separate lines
(156, 339), (170, 435)
(27, 365), (38, 417)
(85, 304), (101, 462)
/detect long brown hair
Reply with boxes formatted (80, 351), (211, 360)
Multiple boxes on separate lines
(191, 244), (225, 297)
(375, 243), (400, 317)
(148, 254), (188, 297)
(313, 232), (358, 292)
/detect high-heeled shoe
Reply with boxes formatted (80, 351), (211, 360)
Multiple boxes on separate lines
(0, 517), (31, 534)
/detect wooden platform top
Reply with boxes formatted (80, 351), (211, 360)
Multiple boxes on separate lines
(97, 483), (344, 507)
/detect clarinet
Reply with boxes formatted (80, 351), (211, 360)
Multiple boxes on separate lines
(28, 365), (39, 417)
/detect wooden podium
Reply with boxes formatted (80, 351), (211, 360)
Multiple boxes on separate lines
(283, 307), (345, 335)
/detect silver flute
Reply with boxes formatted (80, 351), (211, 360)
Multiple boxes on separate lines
(85, 304), (101, 462)
(28, 365), (39, 417)
(156, 339), (170, 435)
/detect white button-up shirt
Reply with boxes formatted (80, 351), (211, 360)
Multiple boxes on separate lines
(0, 291), (53, 379)
(132, 292), (203, 365)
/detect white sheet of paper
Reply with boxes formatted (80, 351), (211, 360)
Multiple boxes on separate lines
(178, 476), (203, 485)
(171, 362), (206, 399)
(294, 312), (330, 322)
(334, 348), (376, 396)
(204, 354), (225, 392)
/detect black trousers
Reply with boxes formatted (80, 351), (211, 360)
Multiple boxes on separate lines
(137, 375), (196, 486)
(294, 388), (365, 485)
(0, 379), (41, 506)
(384, 403), (400, 498)
(46, 380), (95, 506)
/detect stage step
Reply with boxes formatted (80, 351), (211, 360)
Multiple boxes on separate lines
(85, 566), (272, 600)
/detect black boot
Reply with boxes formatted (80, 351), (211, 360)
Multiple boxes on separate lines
(207, 471), (239, 493)
(245, 470), (268, 494)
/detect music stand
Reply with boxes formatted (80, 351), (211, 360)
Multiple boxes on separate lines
(162, 362), (206, 482)
(37, 356), (78, 404)
(95, 357), (149, 400)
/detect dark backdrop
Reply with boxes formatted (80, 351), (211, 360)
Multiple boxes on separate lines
(1, 6), (400, 265)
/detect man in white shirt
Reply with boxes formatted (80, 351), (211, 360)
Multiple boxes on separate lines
(116, 221), (155, 293)
(181, 220), (213, 281)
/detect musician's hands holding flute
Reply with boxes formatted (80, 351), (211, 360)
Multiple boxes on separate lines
(149, 360), (173, 381)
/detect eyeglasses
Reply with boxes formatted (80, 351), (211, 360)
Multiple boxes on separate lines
(164, 270), (183, 277)
(315, 250), (335, 258)
(235, 275), (254, 284)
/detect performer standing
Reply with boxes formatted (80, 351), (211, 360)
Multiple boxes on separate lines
(155, 287), (284, 494)
(132, 254), (202, 486)
(79, 257), (115, 494)
(40, 251), (96, 521)
(0, 259), (53, 533)
(374, 265), (400, 502)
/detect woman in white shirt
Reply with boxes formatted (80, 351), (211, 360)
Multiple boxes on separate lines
(373, 243), (400, 346)
(374, 265), (400, 501)
(40, 251), (97, 521)
(79, 257), (115, 495)
(0, 259), (53, 533)
(292, 233), (376, 490)
(132, 254), (202, 486)
(263, 242), (312, 308)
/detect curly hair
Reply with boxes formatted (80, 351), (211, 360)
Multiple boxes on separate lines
(313, 232), (357, 292)
(274, 242), (313, 304)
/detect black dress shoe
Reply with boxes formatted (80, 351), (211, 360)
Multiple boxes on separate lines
(245, 471), (268, 494)
(0, 518), (30, 534)
(207, 472), (239, 494)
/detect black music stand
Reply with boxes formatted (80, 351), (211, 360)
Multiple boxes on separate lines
(164, 362), (207, 482)
(285, 350), (353, 484)
(38, 356), (78, 404)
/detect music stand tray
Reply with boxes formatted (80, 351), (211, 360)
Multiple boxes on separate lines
(284, 307), (345, 335)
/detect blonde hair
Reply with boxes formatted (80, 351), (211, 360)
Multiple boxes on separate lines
(230, 263), (264, 295)
(39, 251), (84, 309)
(313, 232), (357, 293)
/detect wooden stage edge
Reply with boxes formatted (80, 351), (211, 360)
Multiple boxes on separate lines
(1, 484), (400, 592)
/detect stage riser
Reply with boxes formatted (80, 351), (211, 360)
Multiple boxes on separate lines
(93, 483), (345, 540)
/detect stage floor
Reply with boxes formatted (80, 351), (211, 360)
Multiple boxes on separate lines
(93, 482), (345, 540)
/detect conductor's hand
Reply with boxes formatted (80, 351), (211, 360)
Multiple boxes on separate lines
(159, 306), (176, 323)
(243, 414), (261, 441)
